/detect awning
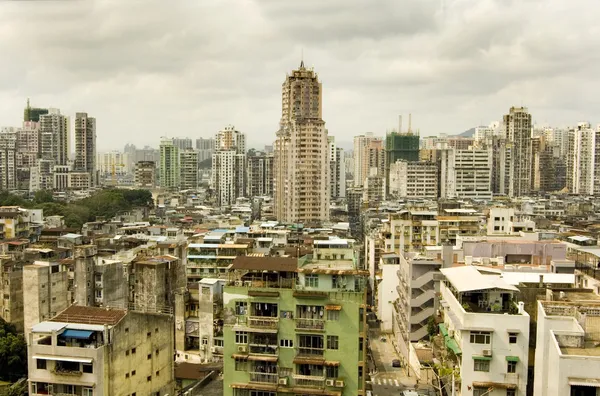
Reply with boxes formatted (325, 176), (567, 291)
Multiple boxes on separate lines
(473, 355), (492, 361)
(445, 336), (461, 355)
(323, 361), (340, 367)
(231, 354), (248, 360)
(61, 329), (94, 339)
(33, 355), (92, 364)
(325, 305), (342, 311)
(439, 323), (449, 337)
(472, 381), (517, 390)
(568, 378), (600, 388)
(293, 357), (326, 365)
(247, 355), (277, 362)
(506, 356), (519, 362)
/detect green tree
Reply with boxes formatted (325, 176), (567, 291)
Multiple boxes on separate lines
(0, 320), (27, 382)
(427, 316), (437, 337)
(32, 190), (54, 204)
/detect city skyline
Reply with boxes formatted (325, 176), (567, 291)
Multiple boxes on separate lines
(1, 1), (600, 151)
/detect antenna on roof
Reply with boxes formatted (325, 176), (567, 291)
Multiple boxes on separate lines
(300, 48), (304, 68)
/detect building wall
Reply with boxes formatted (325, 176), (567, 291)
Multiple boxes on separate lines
(108, 312), (175, 396)
(23, 264), (69, 335)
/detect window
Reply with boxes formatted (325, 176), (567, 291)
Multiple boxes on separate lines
(36, 359), (46, 369)
(235, 301), (247, 315)
(156, 370), (160, 376)
(131, 348), (136, 354)
(506, 390), (516, 396)
(125, 327), (129, 333)
(156, 349), (159, 356)
(214, 339), (224, 347)
(126, 350), (129, 356)
(473, 388), (487, 396)
(131, 370), (136, 376)
(147, 332), (151, 338)
(235, 331), (248, 344)
(474, 360), (490, 372)
(235, 359), (247, 371)
(508, 333), (518, 344)
(327, 310), (339, 321)
(326, 365), (339, 378)
(507, 361), (517, 373)
(148, 354), (152, 360)
(327, 336), (339, 350)
(125, 373), (129, 378)
(280, 339), (294, 348)
(470, 331), (491, 344)
(155, 327), (159, 333)
(83, 363), (93, 373)
(305, 274), (319, 287)
(147, 376), (152, 382)
(82, 388), (93, 396)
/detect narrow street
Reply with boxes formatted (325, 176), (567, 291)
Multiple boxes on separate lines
(368, 329), (438, 396)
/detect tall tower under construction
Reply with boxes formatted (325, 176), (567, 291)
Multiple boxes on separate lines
(385, 115), (420, 195)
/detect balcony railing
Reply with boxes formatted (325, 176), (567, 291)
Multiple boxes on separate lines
(249, 344), (278, 355)
(297, 347), (324, 357)
(293, 374), (326, 388)
(53, 368), (82, 376)
(295, 318), (325, 331)
(247, 316), (279, 329)
(249, 372), (278, 384)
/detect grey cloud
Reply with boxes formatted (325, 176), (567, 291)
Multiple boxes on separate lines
(0, 0), (599, 150)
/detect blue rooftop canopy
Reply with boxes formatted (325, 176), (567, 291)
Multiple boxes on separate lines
(61, 329), (94, 339)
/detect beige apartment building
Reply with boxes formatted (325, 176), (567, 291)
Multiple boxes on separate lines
(28, 305), (175, 396)
(274, 61), (329, 224)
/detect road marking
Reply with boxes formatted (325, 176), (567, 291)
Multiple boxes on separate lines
(394, 380), (399, 387)
(383, 379), (387, 385)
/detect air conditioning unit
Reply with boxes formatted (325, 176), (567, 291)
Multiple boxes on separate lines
(199, 345), (206, 351)
(482, 349), (492, 357)
(325, 379), (335, 387)
(238, 345), (248, 353)
(278, 377), (288, 386)
(210, 347), (217, 353)
(335, 380), (345, 388)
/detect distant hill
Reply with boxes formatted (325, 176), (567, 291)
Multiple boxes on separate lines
(458, 127), (476, 137)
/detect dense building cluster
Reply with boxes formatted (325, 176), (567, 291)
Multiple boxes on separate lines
(4, 62), (600, 396)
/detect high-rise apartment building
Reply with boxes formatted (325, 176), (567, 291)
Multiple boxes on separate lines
(74, 112), (97, 187)
(196, 137), (215, 162)
(440, 148), (493, 200)
(274, 62), (329, 223)
(172, 137), (193, 151)
(247, 151), (274, 197)
(39, 109), (69, 165)
(159, 137), (180, 190)
(0, 129), (17, 191)
(16, 121), (41, 168)
(566, 122), (599, 195)
(328, 136), (346, 199)
(353, 133), (377, 187)
(134, 160), (156, 188)
(97, 151), (129, 179)
(503, 106), (532, 197)
(212, 125), (246, 207)
(180, 149), (199, 190)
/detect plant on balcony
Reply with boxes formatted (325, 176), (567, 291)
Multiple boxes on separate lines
(461, 303), (471, 312)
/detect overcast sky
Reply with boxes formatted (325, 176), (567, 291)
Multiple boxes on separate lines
(1, 0), (599, 151)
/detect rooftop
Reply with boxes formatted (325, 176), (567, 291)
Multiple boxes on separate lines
(51, 305), (127, 326)
(441, 266), (519, 292)
(230, 256), (297, 272)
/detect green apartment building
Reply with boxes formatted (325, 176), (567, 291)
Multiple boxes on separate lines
(223, 239), (368, 396)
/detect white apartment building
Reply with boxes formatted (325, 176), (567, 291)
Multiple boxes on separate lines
(353, 132), (377, 187)
(534, 300), (600, 396)
(212, 126), (246, 207)
(97, 151), (130, 177)
(567, 122), (599, 195)
(388, 160), (438, 199)
(440, 266), (529, 396)
(441, 148), (493, 200)
(39, 109), (69, 166)
(394, 253), (443, 360)
(273, 62), (330, 223)
(0, 130), (17, 191)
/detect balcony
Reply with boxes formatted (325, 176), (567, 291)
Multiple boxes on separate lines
(249, 344), (278, 355)
(52, 368), (82, 377)
(295, 318), (325, 331)
(248, 316), (279, 329)
(504, 373), (519, 384)
(293, 374), (326, 388)
(249, 372), (278, 384)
